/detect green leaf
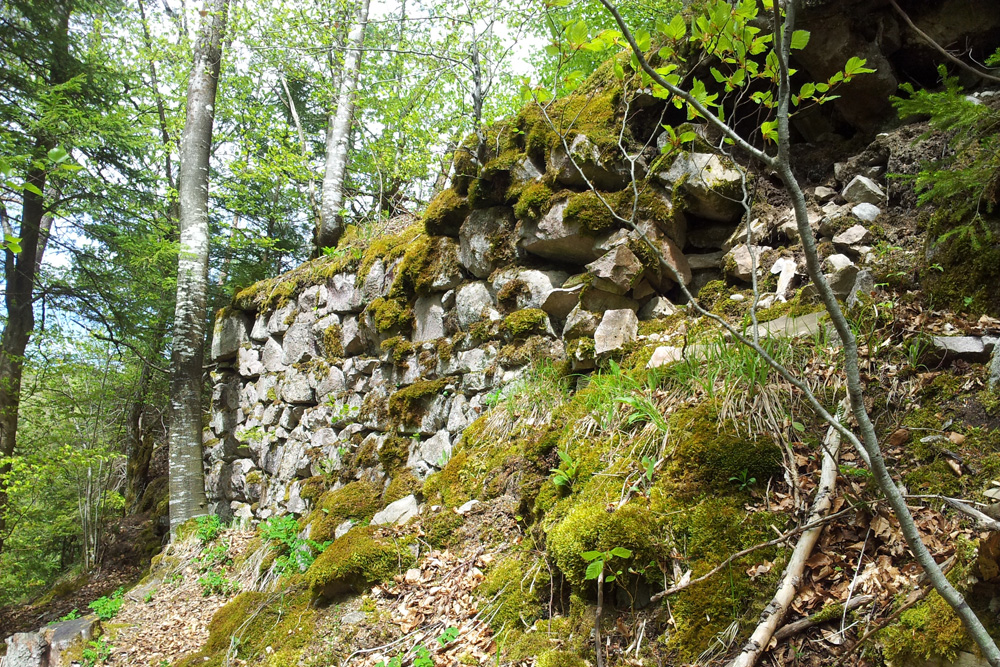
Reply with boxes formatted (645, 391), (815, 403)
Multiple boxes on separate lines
(634, 29), (651, 52)
(585, 560), (604, 580)
(790, 30), (810, 50)
(760, 119), (778, 143)
(566, 20), (588, 45)
(664, 13), (687, 41)
(581, 550), (603, 562)
(799, 82), (815, 99)
(792, 421), (806, 433)
(605, 574), (616, 583)
(610, 547), (633, 559)
(613, 61), (625, 81)
(22, 183), (42, 196)
(47, 146), (70, 164)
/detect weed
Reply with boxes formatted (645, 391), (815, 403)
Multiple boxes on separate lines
(81, 637), (113, 667)
(88, 588), (124, 621)
(728, 469), (756, 491)
(582, 546), (633, 583)
(59, 608), (81, 621)
(197, 571), (237, 597)
(550, 449), (579, 489)
(194, 515), (223, 543)
(259, 515), (332, 574)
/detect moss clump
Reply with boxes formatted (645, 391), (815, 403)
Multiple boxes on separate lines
(305, 481), (381, 543)
(666, 402), (781, 495)
(384, 470), (421, 504)
(878, 539), (980, 663)
(381, 336), (414, 365)
(517, 89), (624, 169)
(547, 501), (660, 587)
(175, 587), (316, 667)
(422, 450), (472, 507)
(422, 189), (470, 237)
(305, 526), (415, 598)
(422, 510), (465, 549)
(478, 553), (544, 634)
(921, 211), (1000, 317)
(537, 651), (587, 667)
(388, 378), (449, 426)
(468, 152), (518, 209)
(502, 309), (551, 340)
(513, 181), (554, 221)
(389, 235), (462, 300)
(322, 324), (344, 359)
(378, 436), (411, 474)
(563, 190), (614, 234)
(367, 297), (413, 334)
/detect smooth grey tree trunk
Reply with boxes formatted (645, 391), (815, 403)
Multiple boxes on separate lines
(168, 0), (229, 537)
(315, 0), (371, 252)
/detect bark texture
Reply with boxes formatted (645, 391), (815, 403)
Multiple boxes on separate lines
(315, 0), (371, 252)
(168, 0), (229, 536)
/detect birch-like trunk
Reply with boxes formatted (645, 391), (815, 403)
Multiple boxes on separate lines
(168, 0), (229, 537)
(315, 0), (371, 252)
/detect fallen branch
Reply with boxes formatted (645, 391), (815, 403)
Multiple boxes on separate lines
(725, 405), (844, 667)
(772, 595), (873, 642)
(942, 497), (1000, 532)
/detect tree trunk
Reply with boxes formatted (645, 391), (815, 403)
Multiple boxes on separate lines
(168, 0), (229, 536)
(125, 355), (158, 511)
(315, 0), (371, 252)
(0, 2), (72, 556)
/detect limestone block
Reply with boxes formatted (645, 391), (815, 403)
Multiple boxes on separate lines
(211, 310), (250, 362)
(656, 152), (743, 222)
(519, 198), (602, 265)
(459, 207), (515, 278)
(586, 246), (644, 295)
(594, 309), (638, 357)
(547, 133), (631, 191)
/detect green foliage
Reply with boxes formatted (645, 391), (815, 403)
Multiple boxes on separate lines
(81, 637), (113, 667)
(550, 449), (580, 489)
(195, 515), (223, 544)
(88, 587), (125, 621)
(258, 515), (331, 574)
(197, 571), (238, 597)
(582, 546), (632, 582)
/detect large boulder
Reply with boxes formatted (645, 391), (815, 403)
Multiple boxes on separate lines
(459, 207), (516, 278)
(547, 133), (631, 191)
(656, 152), (744, 222)
(371, 494), (420, 526)
(455, 281), (497, 329)
(519, 198), (602, 264)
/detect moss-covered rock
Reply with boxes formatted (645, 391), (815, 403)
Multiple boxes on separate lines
(305, 526), (415, 598)
(502, 308), (552, 341)
(422, 189), (470, 237)
(387, 378), (449, 427)
(305, 481), (381, 543)
(367, 296), (413, 334)
(478, 552), (544, 633)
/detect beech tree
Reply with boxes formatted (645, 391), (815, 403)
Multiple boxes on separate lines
(169, 0), (231, 535)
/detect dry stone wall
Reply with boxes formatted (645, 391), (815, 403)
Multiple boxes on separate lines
(205, 119), (889, 523)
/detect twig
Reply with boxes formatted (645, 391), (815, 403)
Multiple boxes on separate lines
(725, 402), (843, 667)
(941, 497), (1000, 532)
(886, 0), (1000, 84)
(771, 595), (874, 642)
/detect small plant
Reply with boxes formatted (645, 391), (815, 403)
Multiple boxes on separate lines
(194, 514), (222, 543)
(197, 571), (237, 597)
(583, 546), (633, 583)
(143, 589), (156, 604)
(81, 637), (113, 667)
(198, 540), (231, 571)
(438, 626), (459, 646)
(549, 449), (579, 489)
(88, 588), (125, 621)
(258, 515), (331, 574)
(412, 644), (433, 667)
(729, 468), (756, 491)
(60, 608), (81, 621)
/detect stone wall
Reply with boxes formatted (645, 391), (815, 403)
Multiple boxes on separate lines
(205, 107), (890, 523)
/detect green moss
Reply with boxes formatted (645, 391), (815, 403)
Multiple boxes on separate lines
(879, 539), (980, 663)
(305, 481), (382, 543)
(513, 181), (554, 221)
(305, 526), (415, 598)
(298, 475), (326, 501)
(563, 190), (614, 234)
(537, 650), (587, 667)
(422, 450), (472, 507)
(388, 378), (449, 426)
(921, 211), (1000, 317)
(516, 89), (624, 169)
(356, 222), (424, 286)
(422, 189), (470, 236)
(381, 336), (414, 365)
(666, 401), (782, 495)
(501, 308), (551, 340)
(378, 436), (411, 474)
(468, 151), (519, 209)
(367, 297), (413, 334)
(478, 553), (544, 634)
(422, 510), (465, 549)
(175, 587), (316, 667)
(388, 234), (461, 300)
(384, 469), (421, 504)
(322, 324), (344, 359)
